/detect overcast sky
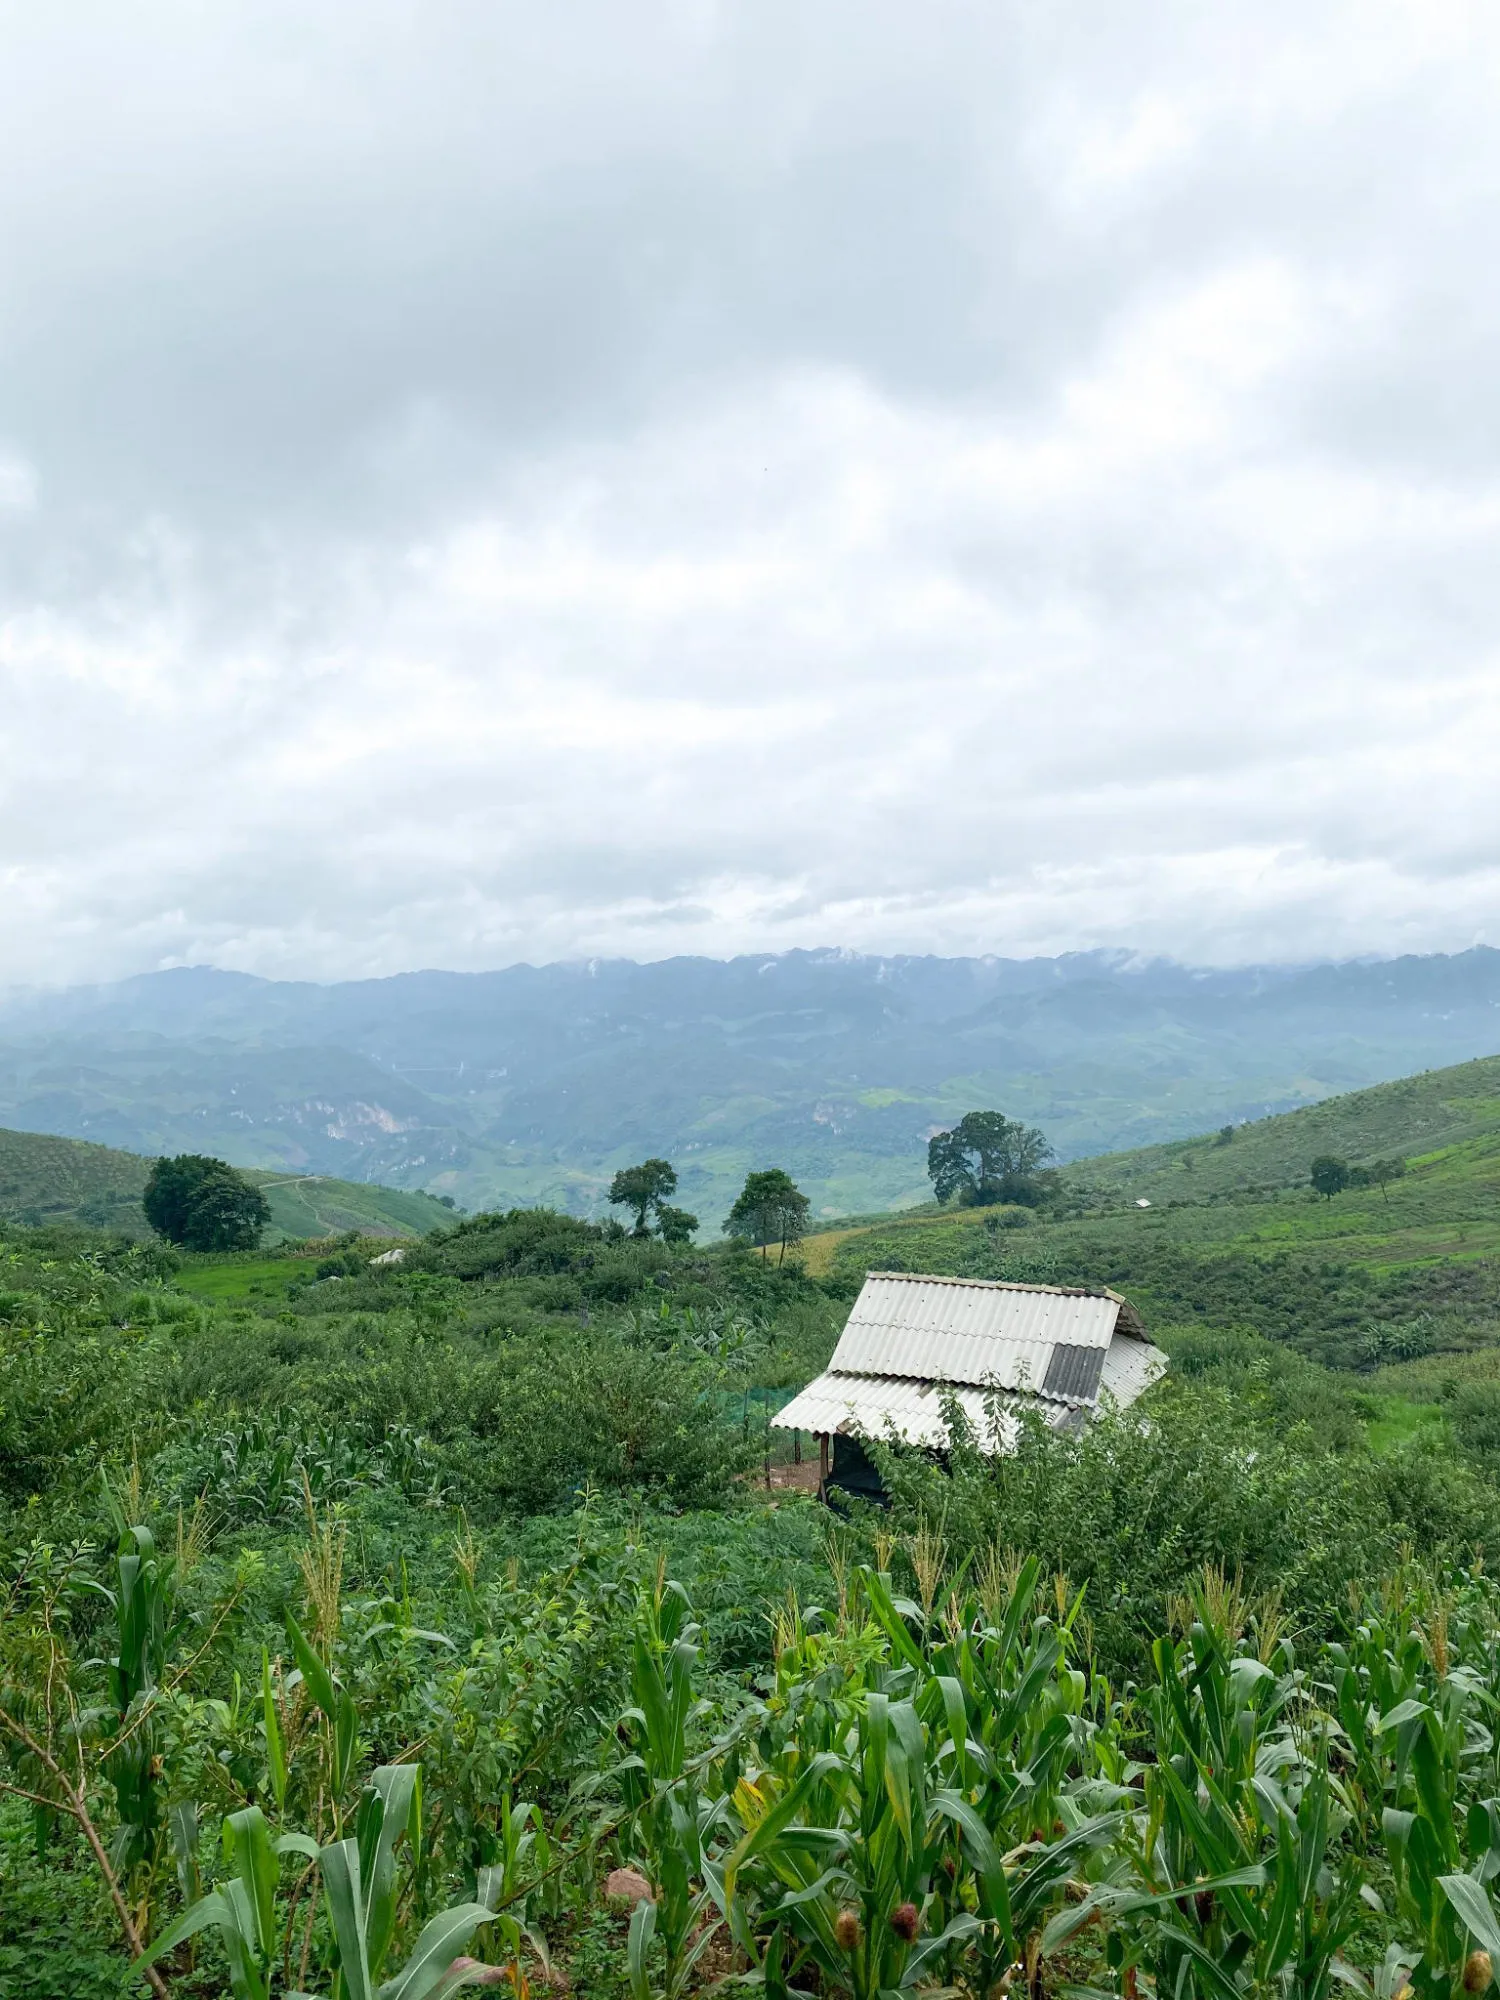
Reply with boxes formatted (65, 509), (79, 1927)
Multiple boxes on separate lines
(2, 0), (1498, 984)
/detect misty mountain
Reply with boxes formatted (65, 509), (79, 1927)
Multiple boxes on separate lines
(0, 947), (1497, 1223)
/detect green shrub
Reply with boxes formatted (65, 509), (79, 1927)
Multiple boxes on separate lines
(876, 1380), (1500, 1680)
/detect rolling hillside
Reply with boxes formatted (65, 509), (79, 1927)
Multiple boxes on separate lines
(804, 1052), (1500, 1263)
(247, 1172), (454, 1241)
(1, 947), (1499, 1221)
(801, 1052), (1500, 1374)
(0, 1125), (150, 1230)
(1063, 1051), (1500, 1208)
(0, 1125), (452, 1242)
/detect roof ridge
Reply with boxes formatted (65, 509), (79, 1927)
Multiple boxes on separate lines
(865, 1269), (1124, 1302)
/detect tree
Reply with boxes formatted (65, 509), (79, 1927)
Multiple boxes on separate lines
(724, 1168), (810, 1265)
(608, 1159), (678, 1237)
(178, 1165), (271, 1251)
(1370, 1157), (1407, 1203)
(1309, 1155), (1349, 1202)
(143, 1154), (270, 1251)
(927, 1112), (1053, 1207)
(655, 1204), (699, 1246)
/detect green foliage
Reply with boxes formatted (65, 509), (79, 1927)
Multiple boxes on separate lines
(655, 1205), (699, 1246)
(11, 1025), (1500, 1999)
(1310, 1154), (1350, 1200)
(873, 1384), (1500, 1681)
(1450, 1383), (1500, 1464)
(609, 1161), (680, 1238)
(725, 1170), (811, 1264)
(144, 1153), (271, 1251)
(927, 1111), (1053, 1207)
(453, 1335), (759, 1513)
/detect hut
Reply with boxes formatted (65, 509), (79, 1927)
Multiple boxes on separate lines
(771, 1270), (1167, 1502)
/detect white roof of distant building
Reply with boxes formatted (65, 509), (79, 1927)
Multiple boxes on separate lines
(772, 1270), (1166, 1453)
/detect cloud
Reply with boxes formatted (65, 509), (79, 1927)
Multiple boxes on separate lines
(1, 0), (1498, 982)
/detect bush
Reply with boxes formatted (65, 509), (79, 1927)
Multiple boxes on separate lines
(875, 1379), (1500, 1680)
(1450, 1381), (1500, 1463)
(456, 1336), (758, 1513)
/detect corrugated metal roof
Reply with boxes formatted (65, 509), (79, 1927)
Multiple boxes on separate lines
(1042, 1343), (1107, 1401)
(772, 1371), (1048, 1450)
(828, 1273), (1122, 1387)
(1100, 1336), (1169, 1405)
(773, 1347), (1167, 1457)
(772, 1275), (1163, 1459)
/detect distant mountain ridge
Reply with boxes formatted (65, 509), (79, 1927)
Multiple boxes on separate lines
(0, 946), (1497, 1220)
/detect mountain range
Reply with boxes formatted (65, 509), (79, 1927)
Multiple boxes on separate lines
(0, 946), (1497, 1222)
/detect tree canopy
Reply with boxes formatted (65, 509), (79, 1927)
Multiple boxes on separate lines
(143, 1154), (271, 1251)
(608, 1158), (679, 1237)
(926, 1111), (1053, 1207)
(724, 1168), (810, 1264)
(1309, 1154), (1350, 1201)
(654, 1203), (699, 1246)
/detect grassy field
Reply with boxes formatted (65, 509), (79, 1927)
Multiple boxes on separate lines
(172, 1253), (315, 1303)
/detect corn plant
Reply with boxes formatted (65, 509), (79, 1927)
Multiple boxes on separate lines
(317, 1762), (498, 2000)
(1379, 1697), (1500, 1996)
(1076, 1614), (1373, 2000)
(617, 1576), (729, 2000)
(286, 1609), (363, 1829)
(86, 1520), (186, 1878)
(136, 1801), (319, 2000)
(473, 1795), (554, 1995)
(1323, 1592), (1448, 1845)
(139, 1764), (509, 2000)
(713, 1555), (1121, 2000)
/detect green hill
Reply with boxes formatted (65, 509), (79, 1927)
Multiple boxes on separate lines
(0, 1124), (150, 1229)
(804, 1051), (1500, 1374)
(1064, 1051), (1500, 1209)
(0, 1124), (452, 1242)
(245, 1172), (454, 1241)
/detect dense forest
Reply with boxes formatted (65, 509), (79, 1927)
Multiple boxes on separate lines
(6, 1052), (1500, 1996)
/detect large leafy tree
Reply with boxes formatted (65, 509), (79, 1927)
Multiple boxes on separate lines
(143, 1154), (271, 1251)
(608, 1158), (679, 1237)
(725, 1167), (810, 1264)
(655, 1203), (699, 1246)
(1310, 1155), (1350, 1202)
(927, 1111), (1052, 1207)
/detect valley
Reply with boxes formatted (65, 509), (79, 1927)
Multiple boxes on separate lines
(3, 945), (1500, 1224)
